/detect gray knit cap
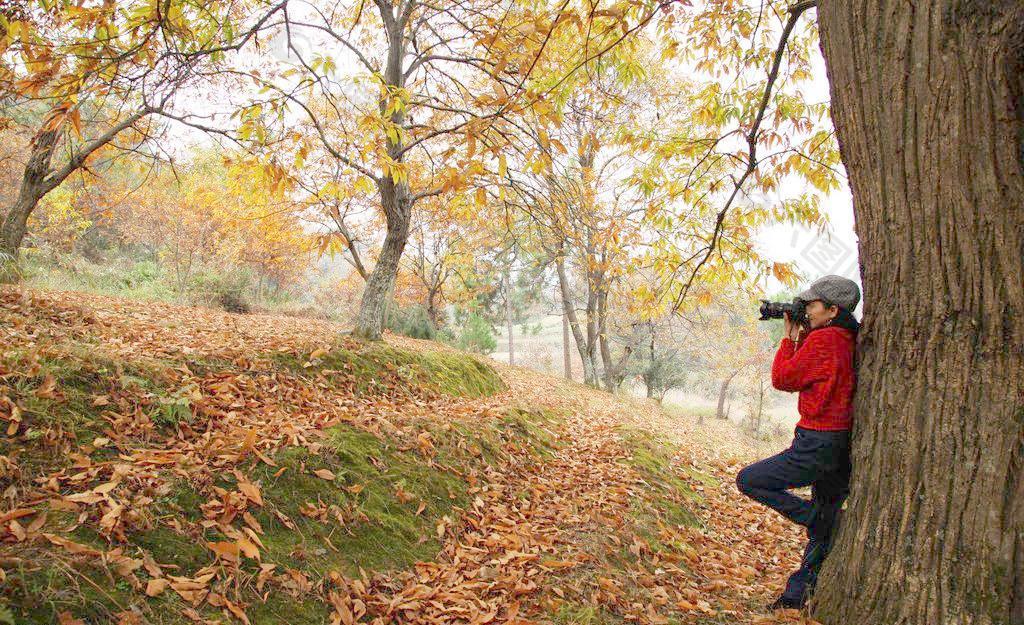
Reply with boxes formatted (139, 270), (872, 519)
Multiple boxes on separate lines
(796, 274), (861, 311)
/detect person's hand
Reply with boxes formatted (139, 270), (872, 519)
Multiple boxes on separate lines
(783, 312), (805, 343)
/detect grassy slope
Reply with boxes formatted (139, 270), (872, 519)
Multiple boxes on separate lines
(0, 288), (702, 625)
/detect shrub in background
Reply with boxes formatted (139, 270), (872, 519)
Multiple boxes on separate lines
(457, 312), (496, 355)
(187, 268), (254, 314)
(384, 302), (437, 340)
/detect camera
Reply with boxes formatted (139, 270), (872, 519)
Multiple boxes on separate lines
(759, 298), (808, 323)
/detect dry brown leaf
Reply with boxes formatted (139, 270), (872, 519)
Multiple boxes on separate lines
(42, 533), (102, 557)
(314, 468), (336, 481)
(146, 578), (170, 597)
(237, 480), (263, 506)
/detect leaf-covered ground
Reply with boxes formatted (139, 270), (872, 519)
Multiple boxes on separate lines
(0, 287), (818, 625)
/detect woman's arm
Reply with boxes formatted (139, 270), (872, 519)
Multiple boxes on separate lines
(771, 331), (834, 392)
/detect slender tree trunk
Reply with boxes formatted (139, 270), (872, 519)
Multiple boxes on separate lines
(814, 3), (1024, 624)
(583, 277), (600, 387)
(351, 3), (413, 341)
(596, 290), (638, 393)
(716, 370), (740, 420)
(645, 324), (658, 401)
(597, 287), (615, 392)
(504, 270), (514, 366)
(425, 287), (440, 330)
(562, 291), (573, 381)
(556, 253), (597, 386)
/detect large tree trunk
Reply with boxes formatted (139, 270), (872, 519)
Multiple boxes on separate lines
(352, 180), (411, 341)
(0, 128), (61, 269)
(814, 2), (1024, 624)
(1, 106), (150, 275)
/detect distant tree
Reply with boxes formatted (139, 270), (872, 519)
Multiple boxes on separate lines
(0, 0), (286, 273)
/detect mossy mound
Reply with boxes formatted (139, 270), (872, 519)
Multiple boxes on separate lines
(1, 405), (563, 624)
(616, 427), (705, 551)
(272, 339), (506, 399)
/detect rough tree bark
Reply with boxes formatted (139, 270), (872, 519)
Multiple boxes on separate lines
(814, 2), (1024, 624)
(353, 177), (410, 340)
(0, 128), (61, 267)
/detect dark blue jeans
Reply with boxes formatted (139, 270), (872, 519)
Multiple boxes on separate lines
(735, 426), (851, 604)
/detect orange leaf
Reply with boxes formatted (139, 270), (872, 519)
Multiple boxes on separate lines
(207, 541), (240, 562)
(237, 537), (260, 560)
(57, 611), (85, 625)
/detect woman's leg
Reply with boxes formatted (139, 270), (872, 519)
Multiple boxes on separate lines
(735, 432), (825, 527)
(783, 443), (853, 605)
(781, 536), (823, 604)
(738, 429), (852, 609)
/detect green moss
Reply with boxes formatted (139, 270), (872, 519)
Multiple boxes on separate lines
(416, 349), (505, 397)
(497, 407), (562, 456)
(243, 422), (467, 577)
(3, 558), (144, 624)
(247, 594), (330, 624)
(272, 339), (505, 398)
(132, 526), (210, 571)
(616, 428), (700, 541)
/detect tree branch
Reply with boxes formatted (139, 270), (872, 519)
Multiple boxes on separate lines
(667, 0), (818, 315)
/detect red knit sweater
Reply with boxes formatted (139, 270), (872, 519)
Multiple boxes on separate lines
(771, 326), (856, 431)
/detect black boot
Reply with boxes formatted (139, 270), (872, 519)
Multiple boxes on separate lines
(768, 595), (804, 611)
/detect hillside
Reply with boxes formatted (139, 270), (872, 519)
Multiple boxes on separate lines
(0, 287), (812, 625)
